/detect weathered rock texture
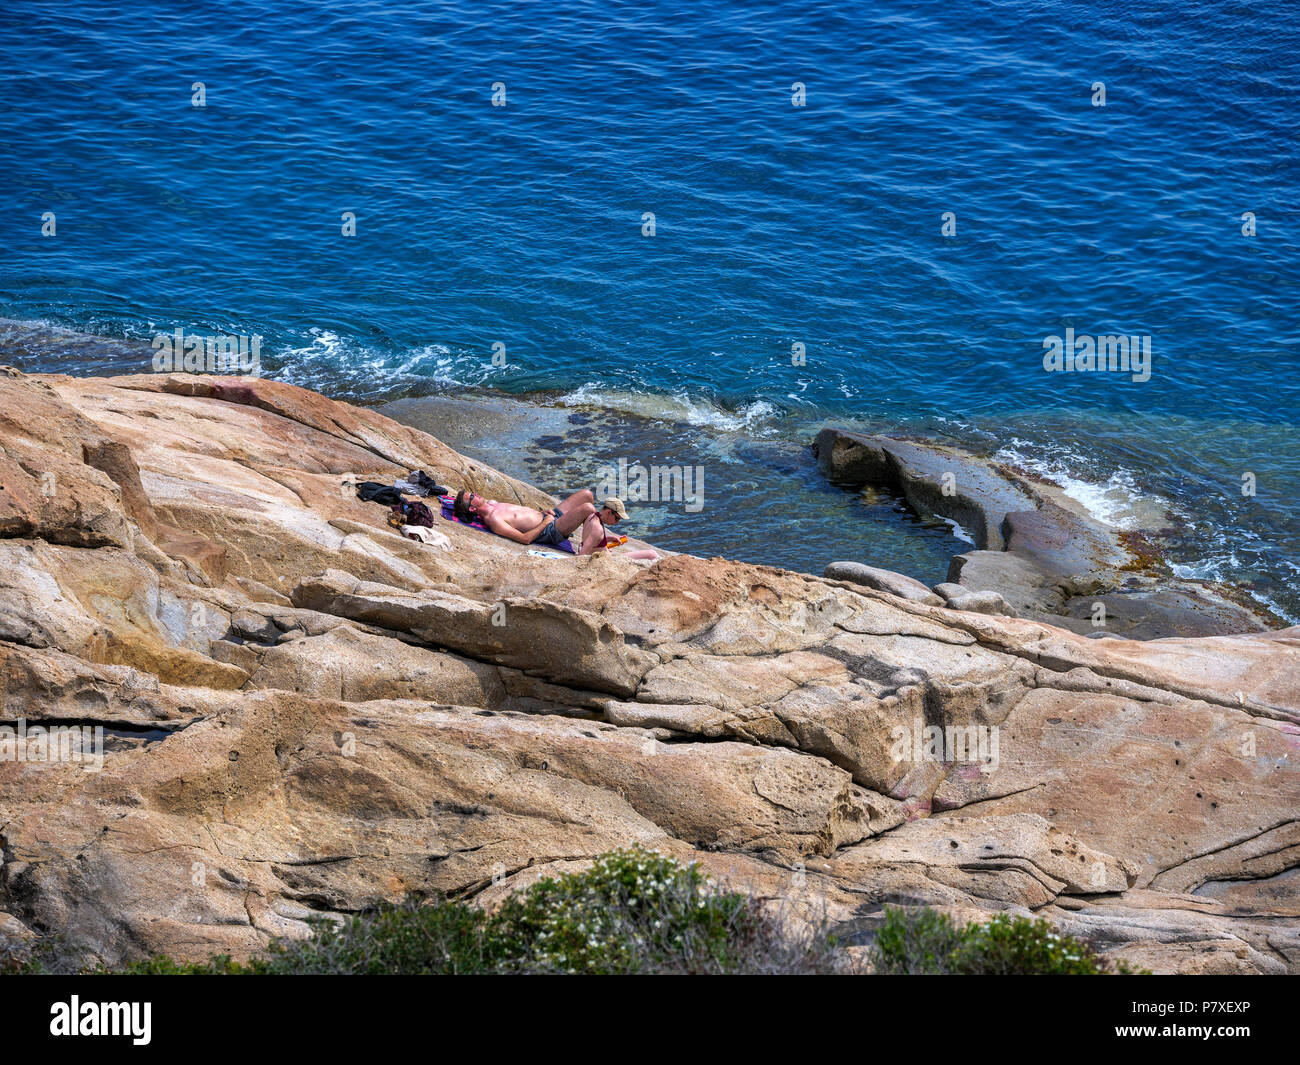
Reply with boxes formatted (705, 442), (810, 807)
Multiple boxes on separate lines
(1, 370), (1297, 974)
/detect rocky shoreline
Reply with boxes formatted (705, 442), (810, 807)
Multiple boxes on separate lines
(1, 370), (1297, 973)
(814, 428), (1274, 640)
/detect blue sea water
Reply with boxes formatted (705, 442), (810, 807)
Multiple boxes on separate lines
(0, 1), (1297, 614)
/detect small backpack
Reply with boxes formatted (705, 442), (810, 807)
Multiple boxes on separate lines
(394, 500), (435, 528)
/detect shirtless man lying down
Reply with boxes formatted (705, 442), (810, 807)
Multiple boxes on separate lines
(453, 487), (599, 547)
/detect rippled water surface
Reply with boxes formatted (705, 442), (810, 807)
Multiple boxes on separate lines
(0, 1), (1296, 613)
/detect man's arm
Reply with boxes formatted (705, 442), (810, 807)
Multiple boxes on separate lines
(484, 510), (547, 544)
(577, 515), (606, 555)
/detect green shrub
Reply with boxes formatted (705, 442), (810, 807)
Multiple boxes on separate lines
(954, 913), (1125, 975)
(15, 867), (1150, 977)
(491, 845), (776, 974)
(114, 954), (264, 975)
(870, 907), (1142, 975)
(112, 895), (495, 975)
(257, 890), (497, 975)
(867, 906), (967, 975)
(2, 931), (63, 975)
(104, 845), (840, 975)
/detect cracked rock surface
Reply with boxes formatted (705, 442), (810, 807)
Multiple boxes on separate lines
(1, 370), (1297, 973)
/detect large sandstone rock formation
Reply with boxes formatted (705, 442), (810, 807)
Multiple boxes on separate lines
(1, 369), (1296, 973)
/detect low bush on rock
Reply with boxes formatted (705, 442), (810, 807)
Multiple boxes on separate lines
(109, 846), (841, 975)
(15, 852), (1141, 976)
(869, 906), (1142, 975)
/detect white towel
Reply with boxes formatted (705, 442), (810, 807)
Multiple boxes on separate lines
(402, 525), (452, 551)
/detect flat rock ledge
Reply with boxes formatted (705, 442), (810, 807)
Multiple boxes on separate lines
(813, 427), (1270, 640)
(0, 370), (1297, 974)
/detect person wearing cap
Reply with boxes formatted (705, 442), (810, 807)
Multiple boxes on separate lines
(578, 497), (629, 555)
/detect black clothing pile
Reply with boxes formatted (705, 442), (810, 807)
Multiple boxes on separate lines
(354, 470), (450, 509)
(393, 470), (449, 497)
(355, 481), (403, 507)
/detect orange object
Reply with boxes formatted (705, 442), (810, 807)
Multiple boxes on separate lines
(603, 535), (628, 550)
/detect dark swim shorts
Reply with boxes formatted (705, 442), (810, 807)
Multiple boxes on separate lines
(535, 506), (567, 546)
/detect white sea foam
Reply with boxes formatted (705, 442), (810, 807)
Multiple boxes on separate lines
(1167, 525), (1298, 618)
(938, 517), (976, 545)
(272, 330), (785, 441)
(1170, 555), (1236, 582)
(1246, 590), (1300, 626)
(994, 441), (1161, 531)
(557, 384), (778, 434)
(1170, 553), (1299, 625)
(275, 329), (509, 392)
